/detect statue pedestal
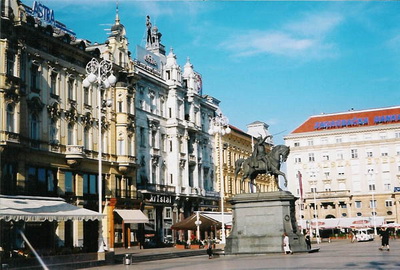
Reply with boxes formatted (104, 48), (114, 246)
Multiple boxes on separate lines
(225, 191), (308, 254)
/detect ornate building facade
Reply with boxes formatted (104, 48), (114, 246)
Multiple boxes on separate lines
(285, 106), (400, 232)
(0, 0), (223, 256)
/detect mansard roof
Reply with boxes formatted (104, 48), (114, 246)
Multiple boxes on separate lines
(291, 106), (400, 134)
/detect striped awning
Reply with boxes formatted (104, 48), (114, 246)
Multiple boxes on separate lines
(0, 195), (103, 222)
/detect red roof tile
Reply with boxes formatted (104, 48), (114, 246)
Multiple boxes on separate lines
(291, 106), (400, 134)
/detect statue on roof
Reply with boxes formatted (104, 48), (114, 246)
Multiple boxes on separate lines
(146, 15), (153, 45)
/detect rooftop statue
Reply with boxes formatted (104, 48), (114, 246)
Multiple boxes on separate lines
(234, 135), (290, 192)
(146, 15), (152, 45)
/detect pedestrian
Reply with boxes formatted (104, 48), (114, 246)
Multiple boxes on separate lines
(206, 237), (213, 259)
(283, 232), (293, 255)
(305, 233), (311, 250)
(379, 227), (390, 251)
(350, 230), (356, 243)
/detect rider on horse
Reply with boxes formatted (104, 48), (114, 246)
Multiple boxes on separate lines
(251, 135), (272, 170)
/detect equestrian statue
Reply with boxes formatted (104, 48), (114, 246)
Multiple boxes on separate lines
(234, 135), (290, 193)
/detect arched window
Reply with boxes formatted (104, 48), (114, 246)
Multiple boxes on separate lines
(30, 113), (39, 140)
(6, 104), (15, 132)
(49, 119), (58, 143)
(67, 123), (75, 145)
(84, 127), (90, 150)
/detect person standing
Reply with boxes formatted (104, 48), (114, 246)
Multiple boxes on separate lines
(283, 233), (293, 254)
(379, 227), (390, 251)
(305, 233), (311, 250)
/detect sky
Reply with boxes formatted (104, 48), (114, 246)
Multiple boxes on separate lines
(23, 0), (400, 144)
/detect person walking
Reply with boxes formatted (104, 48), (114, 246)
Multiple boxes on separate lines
(283, 233), (293, 255)
(206, 237), (213, 259)
(379, 227), (390, 251)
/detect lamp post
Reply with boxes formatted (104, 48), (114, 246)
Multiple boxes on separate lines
(313, 186), (320, 244)
(195, 211), (202, 240)
(368, 169), (378, 236)
(83, 58), (116, 253)
(208, 109), (231, 244)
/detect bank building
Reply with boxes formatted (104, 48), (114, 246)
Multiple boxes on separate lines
(0, 0), (233, 261)
(285, 106), (400, 238)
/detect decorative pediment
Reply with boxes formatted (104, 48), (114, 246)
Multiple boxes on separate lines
(81, 112), (93, 126)
(27, 94), (44, 112)
(47, 102), (61, 119)
(65, 107), (78, 123)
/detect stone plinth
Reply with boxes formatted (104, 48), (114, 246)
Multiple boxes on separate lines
(225, 191), (308, 254)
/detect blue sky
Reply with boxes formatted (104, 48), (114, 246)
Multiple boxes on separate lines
(25, 1), (400, 144)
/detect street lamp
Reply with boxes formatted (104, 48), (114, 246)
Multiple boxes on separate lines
(83, 58), (116, 253)
(209, 109), (231, 244)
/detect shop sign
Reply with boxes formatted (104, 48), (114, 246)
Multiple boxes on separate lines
(136, 45), (161, 71)
(314, 117), (369, 130)
(147, 194), (172, 204)
(25, 1), (76, 37)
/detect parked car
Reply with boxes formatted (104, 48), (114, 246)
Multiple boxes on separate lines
(355, 229), (374, 242)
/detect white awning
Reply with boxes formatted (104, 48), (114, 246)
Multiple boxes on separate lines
(0, 195), (103, 222)
(114, 209), (149, 223)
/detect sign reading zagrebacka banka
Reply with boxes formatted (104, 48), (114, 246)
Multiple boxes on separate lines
(315, 113), (400, 130)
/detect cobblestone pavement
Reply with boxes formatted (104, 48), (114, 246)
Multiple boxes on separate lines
(82, 239), (400, 270)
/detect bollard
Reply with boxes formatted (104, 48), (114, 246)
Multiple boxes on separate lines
(124, 254), (131, 265)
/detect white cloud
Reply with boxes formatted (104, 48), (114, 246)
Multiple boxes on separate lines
(222, 11), (343, 60)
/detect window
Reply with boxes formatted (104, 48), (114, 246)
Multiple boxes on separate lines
(366, 151), (373, 158)
(84, 87), (90, 105)
(6, 104), (15, 132)
(7, 52), (15, 76)
(384, 183), (391, 191)
(147, 210), (154, 220)
(83, 173), (97, 195)
(165, 207), (172, 219)
(351, 149), (358, 159)
(311, 187), (317, 193)
(322, 153), (329, 161)
(321, 137), (328, 144)
(355, 201), (362, 208)
(49, 119), (58, 143)
(308, 153), (315, 162)
(370, 200), (377, 208)
(26, 167), (57, 196)
(140, 127), (145, 147)
(380, 132), (387, 139)
(337, 151), (344, 160)
(385, 200), (393, 207)
(67, 78), (74, 100)
(84, 127), (90, 150)
(294, 142), (300, 147)
(369, 184), (376, 191)
(30, 113), (39, 140)
(50, 72), (57, 95)
(307, 140), (313, 146)
(336, 137), (342, 143)
(64, 171), (75, 193)
(381, 147), (389, 157)
(294, 157), (302, 163)
(67, 123), (75, 145)
(30, 64), (39, 91)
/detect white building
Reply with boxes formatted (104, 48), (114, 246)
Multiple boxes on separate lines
(285, 106), (400, 232)
(133, 17), (220, 242)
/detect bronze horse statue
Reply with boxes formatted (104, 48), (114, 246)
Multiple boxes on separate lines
(234, 145), (290, 192)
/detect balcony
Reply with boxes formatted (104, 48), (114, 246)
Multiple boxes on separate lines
(305, 189), (351, 200)
(65, 145), (85, 167)
(0, 131), (20, 145)
(117, 155), (137, 174)
(189, 154), (197, 166)
(137, 183), (176, 194)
